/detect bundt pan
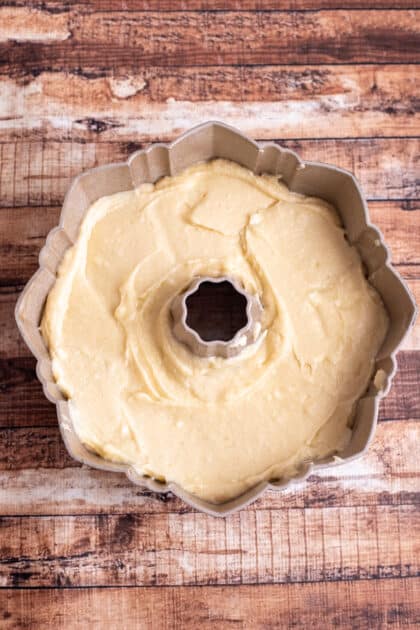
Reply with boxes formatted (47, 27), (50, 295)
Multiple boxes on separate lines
(15, 122), (416, 517)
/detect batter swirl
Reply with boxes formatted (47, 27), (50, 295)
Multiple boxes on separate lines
(42, 160), (388, 502)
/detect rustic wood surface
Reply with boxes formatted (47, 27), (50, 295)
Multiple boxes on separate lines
(0, 2), (419, 628)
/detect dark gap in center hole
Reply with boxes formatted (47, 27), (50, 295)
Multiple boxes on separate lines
(185, 281), (248, 342)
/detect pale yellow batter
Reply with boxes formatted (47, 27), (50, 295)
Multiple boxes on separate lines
(42, 160), (388, 503)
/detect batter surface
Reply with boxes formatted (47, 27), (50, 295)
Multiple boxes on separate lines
(42, 160), (388, 503)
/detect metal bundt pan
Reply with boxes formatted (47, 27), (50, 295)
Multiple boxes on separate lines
(15, 122), (417, 516)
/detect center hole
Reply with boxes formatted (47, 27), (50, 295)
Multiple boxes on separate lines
(185, 281), (248, 342)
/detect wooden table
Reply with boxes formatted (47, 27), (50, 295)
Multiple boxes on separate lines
(1, 2), (419, 628)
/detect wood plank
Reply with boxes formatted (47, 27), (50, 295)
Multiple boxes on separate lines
(1, 66), (419, 141)
(1, 579), (418, 630)
(0, 139), (418, 208)
(1, 10), (419, 70)
(0, 353), (57, 427)
(392, 267), (420, 354)
(0, 206), (59, 285)
(0, 427), (77, 470)
(369, 202), (420, 267)
(0, 7), (70, 44)
(0, 420), (418, 517)
(0, 503), (418, 586)
(2, 64), (417, 105)
(1, 202), (418, 288)
(3, 1), (419, 11)
(381, 350), (420, 418)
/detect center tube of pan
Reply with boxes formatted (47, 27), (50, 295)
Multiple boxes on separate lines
(170, 276), (263, 359)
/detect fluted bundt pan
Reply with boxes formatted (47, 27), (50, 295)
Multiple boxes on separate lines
(15, 122), (416, 516)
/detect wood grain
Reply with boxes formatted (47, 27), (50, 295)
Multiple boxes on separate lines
(3, 64), (416, 105)
(2, 9), (419, 71)
(0, 503), (418, 587)
(0, 139), (418, 208)
(1, 65), (419, 141)
(0, 579), (418, 630)
(0, 420), (418, 516)
(3, 1), (420, 11)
